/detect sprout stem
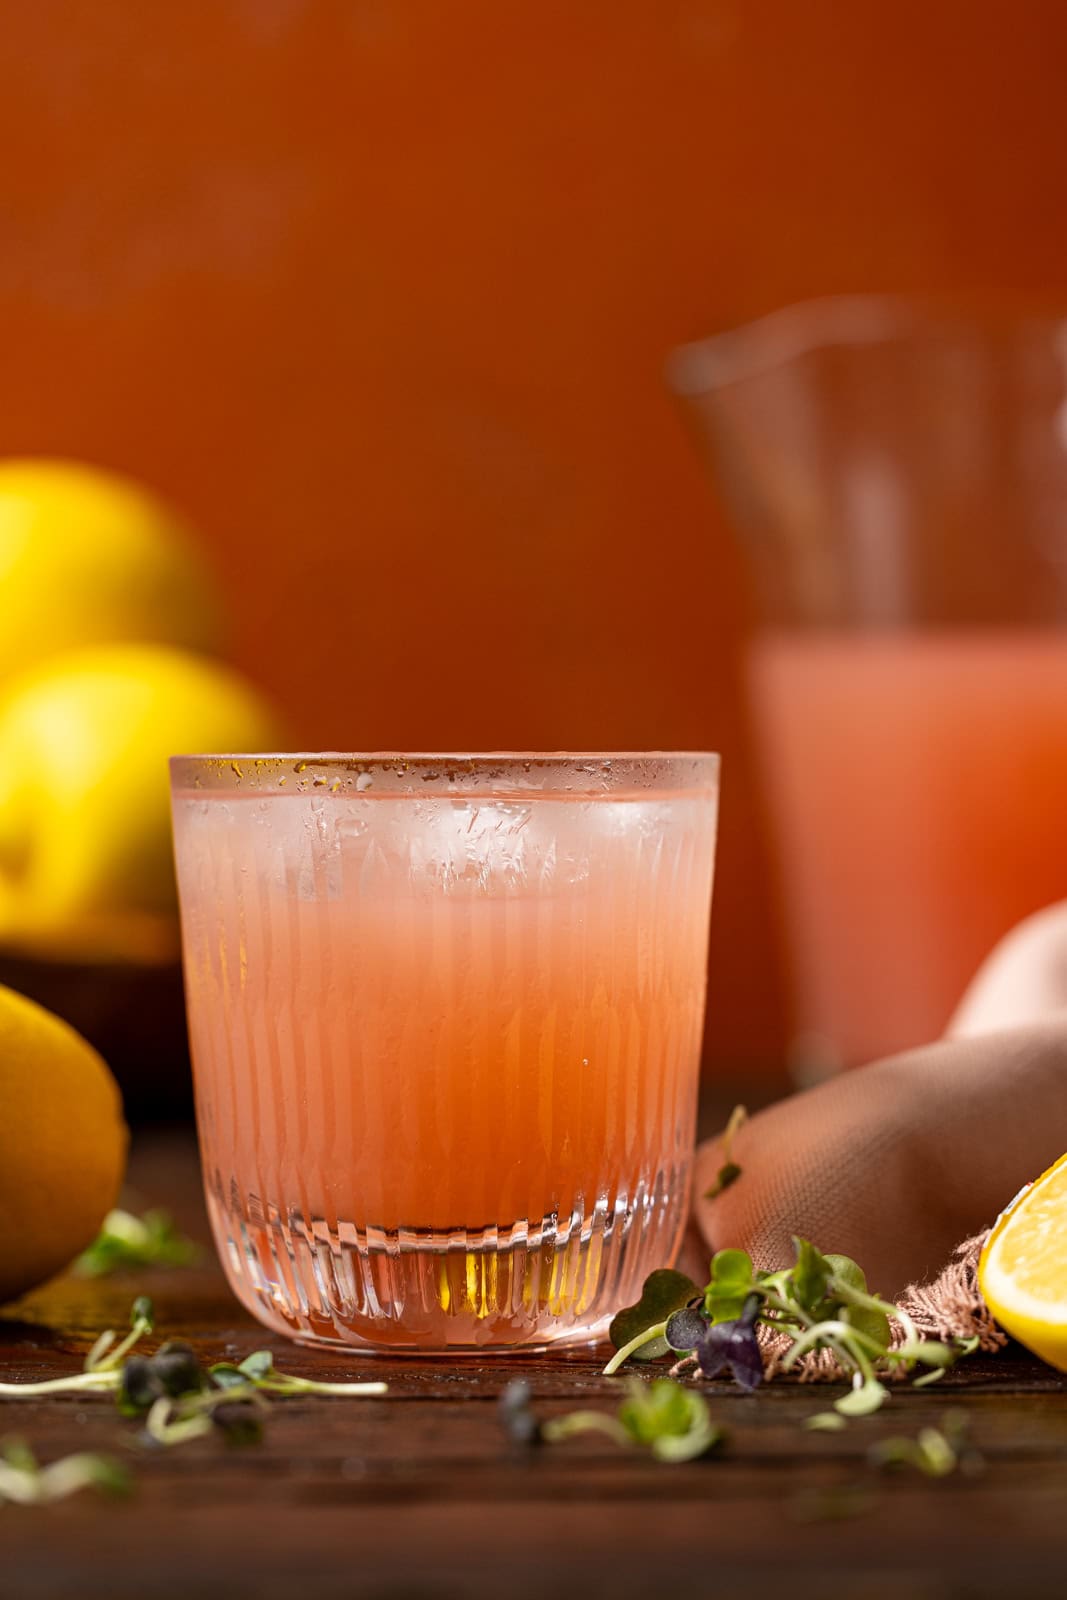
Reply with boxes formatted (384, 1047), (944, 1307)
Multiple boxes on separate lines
(602, 1320), (668, 1376)
(0, 1371), (118, 1398)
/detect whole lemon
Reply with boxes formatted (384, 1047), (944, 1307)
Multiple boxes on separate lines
(0, 458), (223, 683)
(0, 643), (285, 960)
(0, 983), (127, 1304)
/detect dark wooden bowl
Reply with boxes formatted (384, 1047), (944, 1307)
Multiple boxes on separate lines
(0, 950), (193, 1125)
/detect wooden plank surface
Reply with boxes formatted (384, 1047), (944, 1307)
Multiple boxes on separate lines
(2, 1133), (1067, 1599)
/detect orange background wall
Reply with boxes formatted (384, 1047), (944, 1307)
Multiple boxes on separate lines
(3, 0), (1067, 1072)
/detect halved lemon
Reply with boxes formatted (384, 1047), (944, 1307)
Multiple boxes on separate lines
(979, 1152), (1067, 1371)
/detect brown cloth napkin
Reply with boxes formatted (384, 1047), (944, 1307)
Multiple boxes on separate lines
(694, 903), (1067, 1297)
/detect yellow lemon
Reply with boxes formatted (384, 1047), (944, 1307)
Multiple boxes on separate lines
(0, 644), (285, 961)
(0, 458), (223, 683)
(0, 983), (127, 1304)
(979, 1152), (1067, 1370)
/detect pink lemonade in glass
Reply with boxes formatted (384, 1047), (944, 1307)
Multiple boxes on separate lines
(170, 754), (718, 1351)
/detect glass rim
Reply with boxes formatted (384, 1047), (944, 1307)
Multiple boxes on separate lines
(169, 750), (720, 798)
(668, 291), (1067, 396)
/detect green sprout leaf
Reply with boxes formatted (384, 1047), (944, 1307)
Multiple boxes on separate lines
(906, 1341), (957, 1369)
(804, 1411), (849, 1432)
(791, 1238), (832, 1314)
(0, 1439), (130, 1505)
(2, 1438), (36, 1473)
(237, 1351), (275, 1381)
(703, 1104), (747, 1200)
(207, 1364), (248, 1392)
(130, 1298), (154, 1331)
(840, 1302), (892, 1351)
(618, 1379), (723, 1462)
(869, 1425), (960, 1478)
(817, 1255), (891, 1347)
(834, 1377), (889, 1418)
(607, 1269), (699, 1366)
(704, 1161), (742, 1201)
(704, 1249), (756, 1324)
(540, 1380), (724, 1464)
(75, 1210), (201, 1278)
(618, 1378), (695, 1445)
(822, 1253), (867, 1294)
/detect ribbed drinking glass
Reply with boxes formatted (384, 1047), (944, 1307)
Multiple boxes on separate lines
(170, 752), (718, 1352)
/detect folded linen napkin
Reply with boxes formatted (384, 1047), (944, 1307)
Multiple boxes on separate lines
(694, 903), (1067, 1298)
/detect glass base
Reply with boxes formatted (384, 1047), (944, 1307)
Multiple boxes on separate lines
(290, 1325), (609, 1358)
(205, 1170), (690, 1353)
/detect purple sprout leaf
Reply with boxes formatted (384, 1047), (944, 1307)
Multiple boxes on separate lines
(498, 1380), (542, 1447)
(695, 1294), (765, 1392)
(664, 1304), (710, 1353)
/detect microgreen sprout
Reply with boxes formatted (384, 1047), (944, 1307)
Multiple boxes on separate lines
(606, 1269), (701, 1367)
(803, 1411), (849, 1432)
(143, 1383), (271, 1449)
(703, 1103), (747, 1200)
(75, 1210), (201, 1277)
(0, 1438), (129, 1506)
(687, 1292), (763, 1391)
(605, 1239), (977, 1415)
(0, 1299), (386, 1457)
(131, 1345), (386, 1447)
(868, 1412), (982, 1478)
(0, 1297), (155, 1399)
(499, 1377), (723, 1464)
(207, 1349), (387, 1400)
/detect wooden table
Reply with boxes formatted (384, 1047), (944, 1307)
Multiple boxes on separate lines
(3, 1133), (1067, 1599)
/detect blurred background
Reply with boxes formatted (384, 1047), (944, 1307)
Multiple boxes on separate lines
(3, 0), (1067, 1116)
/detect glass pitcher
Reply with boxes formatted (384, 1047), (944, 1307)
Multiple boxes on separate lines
(672, 296), (1067, 1074)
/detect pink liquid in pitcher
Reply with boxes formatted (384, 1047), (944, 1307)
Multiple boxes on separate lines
(750, 630), (1067, 1069)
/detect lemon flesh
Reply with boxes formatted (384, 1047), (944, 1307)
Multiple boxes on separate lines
(979, 1153), (1067, 1370)
(0, 984), (127, 1304)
